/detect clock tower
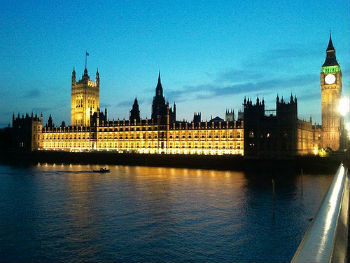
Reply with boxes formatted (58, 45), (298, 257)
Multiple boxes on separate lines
(320, 34), (342, 150)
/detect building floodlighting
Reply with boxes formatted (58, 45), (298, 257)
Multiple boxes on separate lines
(338, 97), (350, 116)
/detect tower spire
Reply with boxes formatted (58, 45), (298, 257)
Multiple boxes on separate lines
(156, 71), (163, 97)
(323, 34), (338, 67)
(326, 32), (335, 52)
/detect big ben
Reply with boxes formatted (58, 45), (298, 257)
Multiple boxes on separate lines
(320, 35), (342, 150)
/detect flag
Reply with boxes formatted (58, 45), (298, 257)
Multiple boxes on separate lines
(86, 51), (89, 56)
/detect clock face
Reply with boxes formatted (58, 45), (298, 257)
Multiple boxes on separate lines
(325, 74), (336, 84)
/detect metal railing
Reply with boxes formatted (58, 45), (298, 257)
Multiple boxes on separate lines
(292, 163), (349, 263)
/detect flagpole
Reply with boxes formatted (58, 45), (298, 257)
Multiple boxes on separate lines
(85, 51), (87, 69)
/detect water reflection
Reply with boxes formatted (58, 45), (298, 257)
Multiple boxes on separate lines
(0, 164), (333, 263)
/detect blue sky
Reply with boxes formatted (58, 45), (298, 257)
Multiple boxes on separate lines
(0, 0), (349, 127)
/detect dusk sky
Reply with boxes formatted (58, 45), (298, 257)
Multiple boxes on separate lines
(0, 0), (349, 127)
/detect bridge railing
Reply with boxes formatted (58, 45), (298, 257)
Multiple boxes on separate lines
(291, 163), (349, 263)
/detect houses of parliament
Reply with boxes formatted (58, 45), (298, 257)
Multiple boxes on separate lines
(6, 36), (348, 157)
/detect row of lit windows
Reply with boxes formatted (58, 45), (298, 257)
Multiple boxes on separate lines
(43, 133), (90, 140)
(43, 143), (91, 148)
(96, 127), (243, 132)
(42, 132), (243, 141)
(42, 142), (242, 149)
(168, 134), (240, 139)
(93, 144), (241, 150)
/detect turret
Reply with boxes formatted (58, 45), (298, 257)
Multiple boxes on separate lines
(156, 71), (163, 97)
(193, 112), (201, 123)
(82, 68), (89, 83)
(96, 68), (100, 86)
(130, 97), (140, 122)
(72, 67), (76, 84)
(151, 71), (167, 123)
(47, 114), (54, 128)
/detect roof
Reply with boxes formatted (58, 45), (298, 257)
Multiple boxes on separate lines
(322, 36), (339, 67)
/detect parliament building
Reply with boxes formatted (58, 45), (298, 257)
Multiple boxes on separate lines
(9, 36), (347, 156)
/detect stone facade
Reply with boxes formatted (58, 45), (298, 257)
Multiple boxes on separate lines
(71, 68), (100, 126)
(320, 36), (342, 150)
(8, 37), (345, 156)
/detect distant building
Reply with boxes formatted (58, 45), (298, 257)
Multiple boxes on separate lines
(6, 36), (346, 156)
(225, 109), (235, 121)
(12, 113), (43, 151)
(35, 72), (244, 155)
(243, 96), (322, 157)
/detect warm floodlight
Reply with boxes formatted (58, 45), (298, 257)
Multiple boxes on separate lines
(346, 122), (350, 139)
(346, 122), (350, 131)
(338, 97), (350, 116)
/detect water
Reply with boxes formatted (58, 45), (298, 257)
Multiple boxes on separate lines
(0, 164), (333, 262)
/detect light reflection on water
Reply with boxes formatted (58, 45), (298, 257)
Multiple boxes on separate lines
(0, 164), (332, 262)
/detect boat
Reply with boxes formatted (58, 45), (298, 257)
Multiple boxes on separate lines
(92, 168), (110, 173)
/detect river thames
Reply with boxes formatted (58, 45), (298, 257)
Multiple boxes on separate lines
(0, 164), (332, 262)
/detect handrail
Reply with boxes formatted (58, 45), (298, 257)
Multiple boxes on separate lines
(291, 163), (349, 263)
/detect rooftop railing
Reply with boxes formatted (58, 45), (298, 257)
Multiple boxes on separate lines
(292, 163), (349, 263)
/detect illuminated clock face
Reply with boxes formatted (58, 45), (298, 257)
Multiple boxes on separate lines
(325, 74), (336, 84)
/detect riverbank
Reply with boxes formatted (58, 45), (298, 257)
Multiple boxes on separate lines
(0, 150), (344, 174)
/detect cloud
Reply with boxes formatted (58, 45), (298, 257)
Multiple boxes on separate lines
(115, 97), (153, 108)
(216, 69), (263, 82)
(297, 91), (320, 101)
(167, 74), (317, 102)
(100, 103), (111, 108)
(23, 89), (41, 98)
(31, 107), (52, 112)
(165, 43), (322, 103)
(243, 46), (320, 69)
(115, 100), (132, 107)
